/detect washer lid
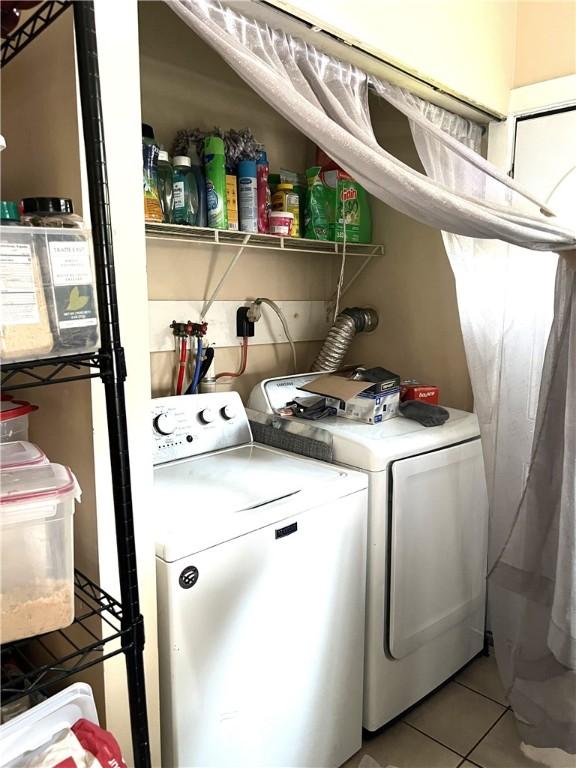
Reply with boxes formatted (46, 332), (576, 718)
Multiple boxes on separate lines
(153, 444), (366, 561)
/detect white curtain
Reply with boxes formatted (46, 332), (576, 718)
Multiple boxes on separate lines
(166, 0), (575, 251)
(400, 94), (576, 753)
(165, 0), (576, 752)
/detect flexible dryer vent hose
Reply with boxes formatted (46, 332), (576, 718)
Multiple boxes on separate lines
(312, 307), (378, 372)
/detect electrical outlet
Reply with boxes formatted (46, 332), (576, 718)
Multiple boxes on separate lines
(236, 306), (255, 337)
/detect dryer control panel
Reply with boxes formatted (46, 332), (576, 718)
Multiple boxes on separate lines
(151, 392), (252, 465)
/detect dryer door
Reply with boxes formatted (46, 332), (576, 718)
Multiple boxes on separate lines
(388, 439), (488, 660)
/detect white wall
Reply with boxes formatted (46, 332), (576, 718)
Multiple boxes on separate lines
(266, 0), (518, 116)
(514, 0), (576, 87)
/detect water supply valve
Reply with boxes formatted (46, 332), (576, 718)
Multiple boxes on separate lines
(170, 320), (209, 338)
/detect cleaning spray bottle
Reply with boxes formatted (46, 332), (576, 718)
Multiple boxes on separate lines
(204, 136), (228, 230)
(238, 159), (258, 233)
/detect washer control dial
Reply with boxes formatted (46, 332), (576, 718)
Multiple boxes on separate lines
(198, 408), (216, 424)
(154, 411), (176, 436)
(221, 404), (237, 420)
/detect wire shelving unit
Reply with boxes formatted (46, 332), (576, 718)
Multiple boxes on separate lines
(0, 3), (151, 765)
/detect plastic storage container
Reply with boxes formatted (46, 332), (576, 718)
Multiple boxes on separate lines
(272, 183), (300, 237)
(0, 201), (20, 225)
(0, 226), (99, 361)
(0, 441), (48, 469)
(269, 211), (294, 236)
(0, 399), (37, 443)
(0, 683), (98, 766)
(0, 463), (79, 644)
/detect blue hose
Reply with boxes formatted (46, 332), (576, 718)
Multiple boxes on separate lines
(186, 337), (203, 395)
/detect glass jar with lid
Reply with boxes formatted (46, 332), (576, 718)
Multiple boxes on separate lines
(19, 198), (83, 228)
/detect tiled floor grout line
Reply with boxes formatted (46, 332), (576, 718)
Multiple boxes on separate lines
(401, 720), (466, 760)
(457, 759), (484, 768)
(453, 678), (509, 708)
(401, 697), (509, 767)
(463, 706), (510, 762)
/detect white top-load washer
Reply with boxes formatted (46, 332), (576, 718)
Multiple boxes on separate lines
(152, 392), (368, 768)
(249, 374), (489, 732)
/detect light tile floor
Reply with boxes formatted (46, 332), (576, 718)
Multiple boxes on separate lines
(344, 653), (550, 768)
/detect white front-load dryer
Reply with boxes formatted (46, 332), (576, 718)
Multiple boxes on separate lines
(249, 374), (489, 732)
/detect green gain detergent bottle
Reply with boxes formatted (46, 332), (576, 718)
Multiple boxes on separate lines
(204, 136), (228, 230)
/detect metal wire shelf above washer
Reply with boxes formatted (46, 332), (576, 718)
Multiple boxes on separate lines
(0, 570), (131, 704)
(145, 222), (385, 257)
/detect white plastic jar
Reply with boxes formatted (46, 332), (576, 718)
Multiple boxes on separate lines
(0, 463), (80, 644)
(268, 211), (294, 236)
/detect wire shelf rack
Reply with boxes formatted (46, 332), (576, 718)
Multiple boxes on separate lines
(1, 352), (104, 392)
(146, 222), (385, 256)
(0, 1), (70, 68)
(0, 570), (131, 704)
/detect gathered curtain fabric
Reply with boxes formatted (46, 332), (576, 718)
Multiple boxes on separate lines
(166, 0), (576, 754)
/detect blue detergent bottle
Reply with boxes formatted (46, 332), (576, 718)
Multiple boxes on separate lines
(189, 146), (207, 227)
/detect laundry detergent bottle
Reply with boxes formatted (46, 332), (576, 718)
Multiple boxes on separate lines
(204, 136), (228, 230)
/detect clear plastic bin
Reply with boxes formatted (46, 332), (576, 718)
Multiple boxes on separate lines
(0, 463), (80, 644)
(0, 399), (38, 443)
(0, 441), (48, 469)
(0, 226), (99, 362)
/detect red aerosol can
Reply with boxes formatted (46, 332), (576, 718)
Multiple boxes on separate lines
(256, 149), (271, 233)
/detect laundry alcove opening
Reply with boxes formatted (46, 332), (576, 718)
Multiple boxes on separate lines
(158, 0), (576, 758)
(138, 0), (473, 410)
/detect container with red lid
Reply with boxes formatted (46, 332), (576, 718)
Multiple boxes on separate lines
(0, 398), (37, 443)
(0, 463), (80, 643)
(0, 440), (48, 469)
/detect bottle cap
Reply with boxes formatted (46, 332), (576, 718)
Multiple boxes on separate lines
(277, 183), (294, 191)
(158, 150), (170, 162)
(0, 201), (20, 222)
(173, 156), (192, 167)
(257, 149), (268, 164)
(204, 136), (225, 155)
(20, 197), (74, 215)
(237, 159), (257, 176)
(142, 123), (155, 140)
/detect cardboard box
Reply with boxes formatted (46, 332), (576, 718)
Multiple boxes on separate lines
(400, 381), (440, 405)
(326, 390), (400, 424)
(299, 368), (400, 424)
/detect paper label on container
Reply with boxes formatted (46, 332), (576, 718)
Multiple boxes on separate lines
(48, 240), (93, 285)
(48, 239), (98, 329)
(173, 181), (185, 210)
(0, 243), (40, 325)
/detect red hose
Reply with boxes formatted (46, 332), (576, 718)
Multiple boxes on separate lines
(175, 338), (187, 395)
(215, 337), (248, 380)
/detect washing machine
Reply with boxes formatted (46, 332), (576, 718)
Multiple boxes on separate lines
(249, 374), (489, 732)
(152, 391), (368, 767)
